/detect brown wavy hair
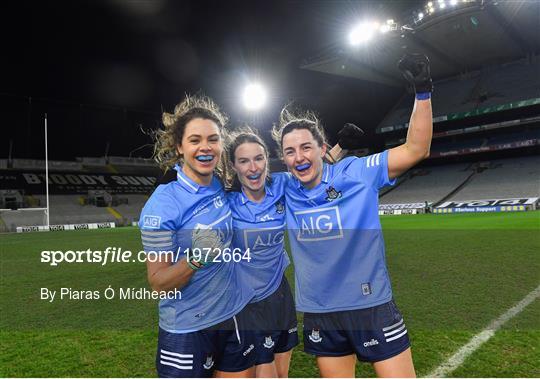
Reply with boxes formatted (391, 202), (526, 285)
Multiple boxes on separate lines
(271, 103), (328, 157)
(153, 94), (229, 179)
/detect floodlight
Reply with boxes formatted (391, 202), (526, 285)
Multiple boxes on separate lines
(418, 12), (424, 20)
(242, 83), (267, 111)
(349, 22), (378, 45)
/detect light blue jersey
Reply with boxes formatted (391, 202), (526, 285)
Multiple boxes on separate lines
(285, 151), (396, 313)
(228, 173), (290, 303)
(139, 165), (254, 333)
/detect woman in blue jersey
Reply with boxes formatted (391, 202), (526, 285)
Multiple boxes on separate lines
(224, 127), (298, 378)
(270, 53), (433, 377)
(139, 95), (256, 378)
(223, 126), (360, 377)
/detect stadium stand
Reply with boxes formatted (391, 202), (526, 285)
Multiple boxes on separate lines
(0, 153), (162, 231)
(380, 163), (473, 204)
(448, 155), (540, 200)
(380, 155), (540, 205)
(378, 59), (540, 129)
(38, 195), (117, 225)
(112, 194), (148, 225)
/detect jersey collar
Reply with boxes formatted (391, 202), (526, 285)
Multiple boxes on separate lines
(240, 183), (274, 205)
(174, 164), (221, 194)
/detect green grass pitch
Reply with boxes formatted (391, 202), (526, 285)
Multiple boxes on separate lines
(1, 211), (539, 377)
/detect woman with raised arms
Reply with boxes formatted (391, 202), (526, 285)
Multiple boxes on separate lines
(271, 53), (433, 378)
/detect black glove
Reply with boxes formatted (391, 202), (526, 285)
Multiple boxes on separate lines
(337, 123), (365, 150)
(398, 53), (433, 93)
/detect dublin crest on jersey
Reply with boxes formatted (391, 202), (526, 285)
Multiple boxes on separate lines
(325, 186), (342, 202)
(263, 336), (275, 348)
(275, 200), (285, 214)
(308, 329), (322, 343)
(203, 355), (214, 370)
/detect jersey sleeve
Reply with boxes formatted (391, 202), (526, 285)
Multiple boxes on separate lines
(138, 185), (181, 253)
(342, 150), (396, 190)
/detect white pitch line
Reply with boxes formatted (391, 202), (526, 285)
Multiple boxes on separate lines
(427, 284), (540, 378)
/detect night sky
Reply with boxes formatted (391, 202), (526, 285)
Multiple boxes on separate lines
(1, 0), (423, 161)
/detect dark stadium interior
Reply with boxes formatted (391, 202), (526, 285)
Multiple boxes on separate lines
(0, 0), (539, 229)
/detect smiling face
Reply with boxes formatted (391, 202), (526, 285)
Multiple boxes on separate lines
(233, 142), (268, 195)
(176, 118), (222, 185)
(282, 128), (326, 189)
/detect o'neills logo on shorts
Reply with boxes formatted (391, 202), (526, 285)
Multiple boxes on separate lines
(243, 344), (254, 356)
(363, 338), (379, 347)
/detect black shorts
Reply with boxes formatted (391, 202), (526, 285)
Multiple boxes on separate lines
(303, 299), (410, 362)
(245, 276), (299, 365)
(156, 306), (256, 377)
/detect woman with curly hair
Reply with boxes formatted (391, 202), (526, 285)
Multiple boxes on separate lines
(139, 94), (256, 378)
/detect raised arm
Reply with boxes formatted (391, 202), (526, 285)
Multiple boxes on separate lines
(388, 53), (433, 179)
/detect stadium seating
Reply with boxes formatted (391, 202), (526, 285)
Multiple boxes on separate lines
(380, 163), (473, 204)
(379, 59), (540, 128)
(113, 194), (148, 224)
(448, 155), (540, 200)
(380, 155), (540, 205)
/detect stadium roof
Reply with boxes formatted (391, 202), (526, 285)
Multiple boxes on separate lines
(301, 1), (540, 86)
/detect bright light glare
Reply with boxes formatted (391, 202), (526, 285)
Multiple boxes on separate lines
(450, 0), (458, 5)
(349, 22), (378, 45)
(418, 12), (424, 20)
(440, 1), (446, 8)
(380, 24), (391, 33)
(427, 1), (433, 6)
(242, 83), (266, 111)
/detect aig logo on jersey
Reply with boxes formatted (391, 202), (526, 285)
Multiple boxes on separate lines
(244, 225), (285, 251)
(294, 206), (343, 241)
(143, 215), (161, 229)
